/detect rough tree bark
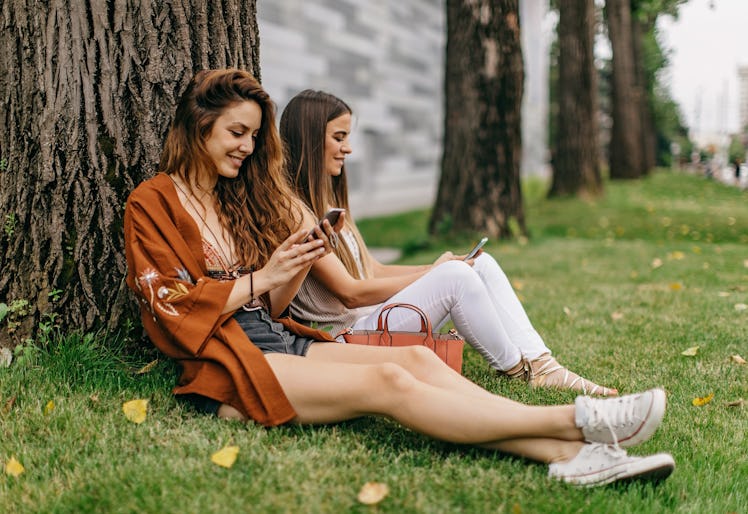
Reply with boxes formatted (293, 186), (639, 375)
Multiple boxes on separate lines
(605, 0), (643, 179)
(429, 0), (526, 239)
(548, 0), (602, 198)
(0, 1), (260, 348)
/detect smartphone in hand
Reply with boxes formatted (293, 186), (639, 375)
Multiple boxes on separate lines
(307, 208), (345, 240)
(463, 237), (488, 261)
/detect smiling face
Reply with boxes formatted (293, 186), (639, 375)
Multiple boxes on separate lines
(323, 113), (352, 177)
(204, 100), (262, 182)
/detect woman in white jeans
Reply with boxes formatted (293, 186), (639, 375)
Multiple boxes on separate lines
(280, 90), (615, 396)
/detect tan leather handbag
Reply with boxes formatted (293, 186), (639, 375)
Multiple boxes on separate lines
(338, 303), (465, 373)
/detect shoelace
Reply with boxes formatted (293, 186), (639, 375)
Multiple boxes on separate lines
(584, 396), (642, 448)
(588, 442), (626, 461)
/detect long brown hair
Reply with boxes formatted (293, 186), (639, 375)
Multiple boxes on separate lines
(279, 90), (372, 278)
(160, 69), (300, 267)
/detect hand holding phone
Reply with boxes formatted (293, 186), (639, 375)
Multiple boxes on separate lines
(307, 208), (345, 240)
(463, 237), (488, 261)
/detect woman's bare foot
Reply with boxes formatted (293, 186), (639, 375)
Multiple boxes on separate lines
(217, 403), (248, 421)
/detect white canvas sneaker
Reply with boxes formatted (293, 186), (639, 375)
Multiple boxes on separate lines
(548, 443), (675, 487)
(575, 388), (666, 447)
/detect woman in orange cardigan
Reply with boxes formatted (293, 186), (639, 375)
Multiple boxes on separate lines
(123, 69), (674, 487)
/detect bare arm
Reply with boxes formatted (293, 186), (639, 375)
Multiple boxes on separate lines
(369, 258), (430, 278)
(310, 251), (429, 309)
(224, 204), (345, 317)
(368, 249), (472, 278)
(223, 230), (327, 316)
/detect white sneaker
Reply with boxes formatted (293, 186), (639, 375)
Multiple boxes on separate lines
(575, 388), (666, 447)
(549, 443), (675, 487)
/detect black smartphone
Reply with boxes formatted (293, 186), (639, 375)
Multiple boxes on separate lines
(307, 208), (345, 240)
(463, 237), (488, 261)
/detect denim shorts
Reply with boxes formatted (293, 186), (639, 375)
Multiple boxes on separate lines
(232, 308), (315, 356)
(181, 308), (315, 415)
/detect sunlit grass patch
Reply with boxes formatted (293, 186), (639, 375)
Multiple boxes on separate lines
(2, 169), (747, 513)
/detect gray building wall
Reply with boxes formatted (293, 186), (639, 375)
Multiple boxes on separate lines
(258, 0), (549, 218)
(258, 0), (445, 218)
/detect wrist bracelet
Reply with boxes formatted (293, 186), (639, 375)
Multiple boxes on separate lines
(249, 265), (255, 305)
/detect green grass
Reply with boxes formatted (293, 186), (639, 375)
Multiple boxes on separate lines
(2, 169), (747, 513)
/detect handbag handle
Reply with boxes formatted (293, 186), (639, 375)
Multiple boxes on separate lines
(377, 303), (433, 334)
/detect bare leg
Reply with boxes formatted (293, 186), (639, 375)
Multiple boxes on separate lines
(489, 438), (585, 464)
(265, 353), (584, 463)
(219, 342), (503, 421)
(306, 342), (498, 401)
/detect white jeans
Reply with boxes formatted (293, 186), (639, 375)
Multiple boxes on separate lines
(351, 253), (550, 371)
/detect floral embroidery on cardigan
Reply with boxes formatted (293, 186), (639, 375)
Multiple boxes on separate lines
(175, 267), (194, 284)
(137, 267), (181, 317)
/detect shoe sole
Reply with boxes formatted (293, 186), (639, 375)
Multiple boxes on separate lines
(618, 388), (666, 447)
(560, 453), (675, 487)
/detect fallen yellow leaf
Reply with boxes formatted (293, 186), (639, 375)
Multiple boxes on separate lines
(692, 393), (714, 406)
(681, 346), (699, 356)
(3, 396), (16, 414)
(122, 399), (148, 424)
(669, 282), (683, 291)
(211, 445), (239, 468)
(668, 251), (685, 260)
(136, 359), (159, 375)
(43, 400), (55, 416)
(731, 354), (747, 365)
(5, 456), (24, 477)
(512, 280), (524, 291)
(357, 482), (389, 505)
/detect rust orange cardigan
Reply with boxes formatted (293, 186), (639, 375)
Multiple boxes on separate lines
(124, 173), (333, 426)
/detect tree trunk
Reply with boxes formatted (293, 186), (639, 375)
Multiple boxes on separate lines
(0, 0), (260, 348)
(430, 0), (526, 239)
(548, 0), (602, 198)
(605, 0), (643, 179)
(632, 18), (656, 173)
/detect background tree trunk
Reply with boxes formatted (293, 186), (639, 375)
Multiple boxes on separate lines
(430, 0), (526, 239)
(548, 0), (602, 198)
(631, 17), (656, 173)
(605, 0), (643, 179)
(0, 0), (260, 347)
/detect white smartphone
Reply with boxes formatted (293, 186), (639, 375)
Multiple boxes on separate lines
(463, 237), (488, 261)
(307, 208), (345, 240)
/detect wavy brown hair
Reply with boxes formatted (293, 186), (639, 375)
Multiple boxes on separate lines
(159, 69), (300, 267)
(279, 90), (372, 278)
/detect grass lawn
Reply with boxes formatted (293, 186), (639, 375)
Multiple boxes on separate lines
(1, 169), (746, 513)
